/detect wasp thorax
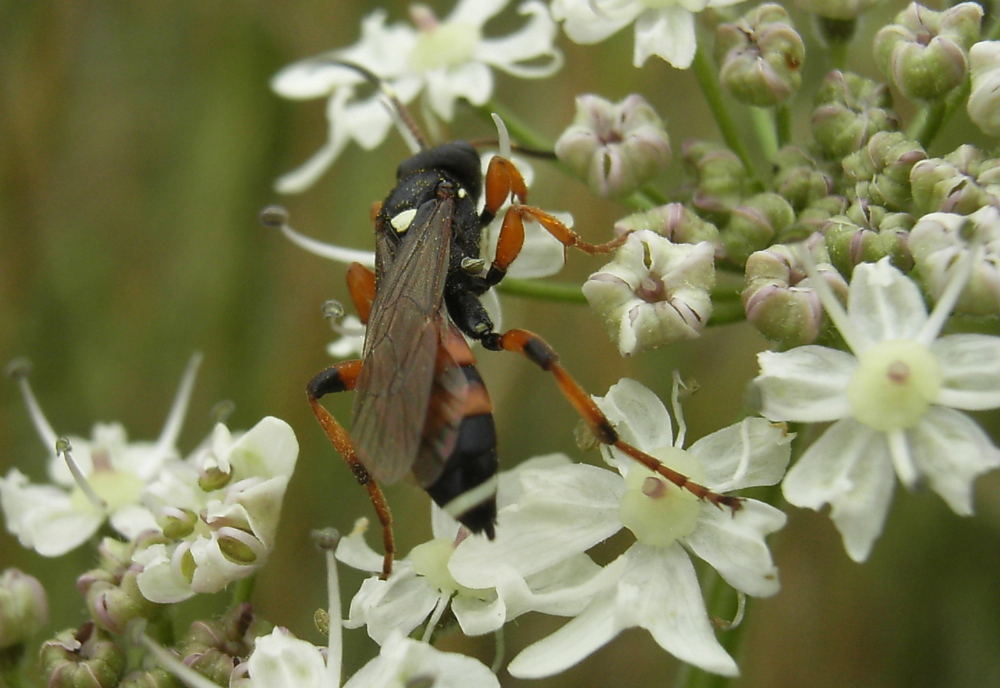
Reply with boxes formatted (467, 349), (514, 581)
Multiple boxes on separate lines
(847, 339), (943, 431)
(617, 448), (705, 548)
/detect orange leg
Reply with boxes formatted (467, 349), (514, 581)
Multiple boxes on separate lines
(307, 360), (395, 579)
(481, 328), (743, 511)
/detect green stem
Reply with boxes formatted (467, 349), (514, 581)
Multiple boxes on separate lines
(907, 99), (949, 149)
(497, 278), (586, 303)
(750, 107), (778, 162)
(774, 103), (791, 148)
(230, 574), (256, 607)
(692, 46), (757, 179)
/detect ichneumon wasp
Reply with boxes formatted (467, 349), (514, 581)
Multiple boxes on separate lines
(286, 62), (741, 578)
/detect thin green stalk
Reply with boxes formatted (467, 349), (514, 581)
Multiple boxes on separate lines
(497, 278), (586, 303)
(775, 103), (791, 148)
(692, 45), (757, 179)
(750, 107), (778, 162)
(230, 574), (256, 607)
(907, 100), (949, 149)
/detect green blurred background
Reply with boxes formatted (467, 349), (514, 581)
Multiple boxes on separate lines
(1, 1), (996, 686)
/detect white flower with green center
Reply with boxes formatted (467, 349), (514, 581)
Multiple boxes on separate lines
(449, 378), (791, 678)
(756, 255), (1000, 563)
(271, 0), (561, 192)
(337, 455), (603, 644)
(0, 355), (201, 557)
(551, 0), (747, 69)
(133, 417), (298, 603)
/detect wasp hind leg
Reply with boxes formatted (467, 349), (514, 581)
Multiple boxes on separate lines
(307, 361), (395, 579)
(480, 329), (743, 511)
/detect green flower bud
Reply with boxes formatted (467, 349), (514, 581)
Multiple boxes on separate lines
(41, 624), (126, 688)
(716, 4), (805, 107)
(794, 0), (883, 21)
(842, 131), (926, 211)
(119, 668), (183, 688)
(555, 94), (671, 199)
(968, 41), (1000, 138)
(909, 206), (1000, 316)
(823, 202), (915, 275)
(783, 195), (851, 243)
(0, 569), (48, 651)
(772, 146), (834, 212)
(874, 2), (983, 101)
(811, 71), (899, 160)
(80, 566), (161, 635)
(682, 141), (750, 224)
(177, 603), (269, 686)
(613, 203), (721, 245)
(743, 235), (849, 347)
(723, 192), (796, 265)
(910, 145), (1000, 215)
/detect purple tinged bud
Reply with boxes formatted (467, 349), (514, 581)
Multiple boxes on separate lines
(874, 2), (983, 101)
(968, 41), (1000, 137)
(910, 145), (1000, 216)
(811, 71), (899, 160)
(682, 141), (750, 225)
(842, 131), (926, 211)
(716, 4), (805, 107)
(723, 193), (796, 265)
(41, 623), (126, 688)
(743, 236), (849, 347)
(822, 201), (915, 276)
(555, 94), (671, 199)
(119, 668), (182, 688)
(772, 146), (835, 212)
(613, 203), (721, 245)
(793, 0), (883, 21)
(177, 603), (269, 686)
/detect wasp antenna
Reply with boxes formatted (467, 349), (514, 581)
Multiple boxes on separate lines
(321, 59), (427, 152)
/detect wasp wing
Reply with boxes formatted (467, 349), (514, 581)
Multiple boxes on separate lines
(351, 196), (454, 484)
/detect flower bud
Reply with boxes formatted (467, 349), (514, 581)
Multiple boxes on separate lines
(119, 668), (182, 688)
(811, 71), (899, 160)
(177, 603), (269, 686)
(0, 569), (48, 650)
(80, 566), (161, 635)
(682, 141), (750, 224)
(909, 206), (1000, 316)
(910, 145), (1000, 215)
(968, 41), (1000, 138)
(823, 202), (915, 276)
(582, 231), (715, 355)
(784, 195), (850, 242)
(874, 2), (983, 101)
(555, 94), (671, 199)
(842, 131), (926, 211)
(613, 203), (720, 245)
(716, 4), (805, 107)
(723, 192), (796, 265)
(41, 624), (126, 688)
(772, 146), (834, 212)
(794, 0), (882, 21)
(743, 235), (849, 347)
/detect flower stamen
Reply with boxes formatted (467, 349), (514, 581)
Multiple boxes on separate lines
(56, 438), (107, 513)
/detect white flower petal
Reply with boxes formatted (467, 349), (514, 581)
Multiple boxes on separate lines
(910, 406), (1000, 515)
(783, 419), (896, 562)
(756, 347), (856, 422)
(425, 62), (493, 121)
(189, 537), (257, 595)
(626, 544), (738, 676)
(633, 7), (697, 69)
(336, 522), (388, 573)
(346, 574), (441, 644)
(345, 632), (501, 688)
(689, 418), (793, 491)
(248, 629), (327, 688)
(134, 544), (196, 603)
(847, 259), (929, 350)
(452, 592), (506, 636)
(932, 334), (1000, 410)
(596, 377), (674, 454)
(0, 470), (103, 557)
(449, 464), (623, 585)
(497, 552), (603, 618)
(550, 0), (641, 44)
(475, 1), (563, 78)
(275, 136), (349, 194)
(507, 587), (623, 678)
(683, 500), (786, 597)
(108, 504), (158, 540)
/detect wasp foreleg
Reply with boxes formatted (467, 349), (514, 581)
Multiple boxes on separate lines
(307, 360), (395, 579)
(480, 329), (743, 511)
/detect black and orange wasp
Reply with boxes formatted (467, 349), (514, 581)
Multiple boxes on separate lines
(291, 63), (741, 578)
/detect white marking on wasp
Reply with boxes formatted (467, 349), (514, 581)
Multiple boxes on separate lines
(390, 208), (418, 233)
(442, 475), (498, 521)
(457, 187), (468, 199)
